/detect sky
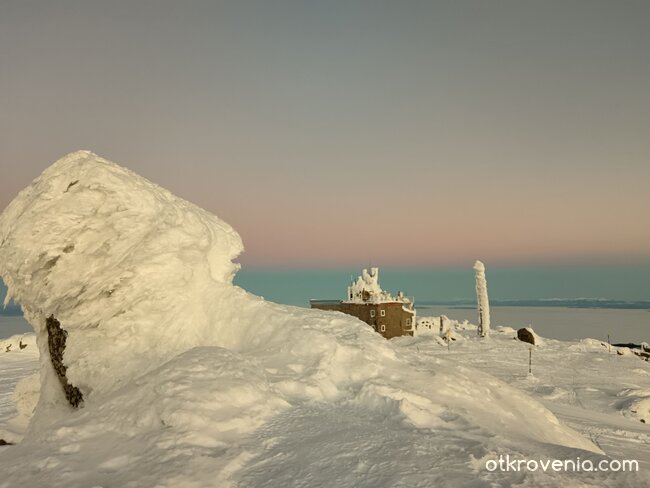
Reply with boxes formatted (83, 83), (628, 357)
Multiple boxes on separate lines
(1, 0), (649, 268)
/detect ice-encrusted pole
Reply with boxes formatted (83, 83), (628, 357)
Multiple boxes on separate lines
(473, 260), (490, 337)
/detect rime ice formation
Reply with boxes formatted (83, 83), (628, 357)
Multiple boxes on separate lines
(474, 260), (491, 337)
(0, 150), (244, 417)
(346, 268), (411, 305)
(347, 268), (386, 302)
(0, 152), (602, 486)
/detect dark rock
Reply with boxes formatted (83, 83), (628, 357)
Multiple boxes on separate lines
(46, 315), (84, 408)
(635, 351), (650, 361)
(64, 180), (79, 192)
(0, 439), (13, 446)
(517, 328), (536, 345)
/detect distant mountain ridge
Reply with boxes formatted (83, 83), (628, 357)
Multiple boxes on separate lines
(418, 298), (650, 310)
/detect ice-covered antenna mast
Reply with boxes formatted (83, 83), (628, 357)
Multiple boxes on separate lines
(473, 260), (490, 337)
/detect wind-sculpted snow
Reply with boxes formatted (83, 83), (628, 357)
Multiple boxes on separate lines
(0, 151), (608, 486)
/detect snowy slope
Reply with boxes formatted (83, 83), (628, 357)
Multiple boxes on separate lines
(0, 151), (640, 487)
(3, 328), (650, 487)
(398, 323), (650, 484)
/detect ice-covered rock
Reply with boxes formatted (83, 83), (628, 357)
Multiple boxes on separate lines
(517, 327), (537, 345)
(0, 150), (246, 416)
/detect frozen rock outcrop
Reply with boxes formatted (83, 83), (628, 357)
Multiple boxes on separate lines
(0, 150), (244, 416)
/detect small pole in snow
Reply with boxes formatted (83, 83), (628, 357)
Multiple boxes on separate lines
(440, 316), (443, 335)
(608, 334), (611, 353)
(528, 346), (533, 375)
(446, 328), (451, 352)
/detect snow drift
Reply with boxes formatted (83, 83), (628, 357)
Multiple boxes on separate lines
(0, 151), (603, 486)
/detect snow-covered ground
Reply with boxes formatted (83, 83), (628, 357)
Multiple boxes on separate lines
(0, 334), (38, 433)
(418, 305), (650, 344)
(406, 322), (650, 468)
(2, 323), (649, 486)
(0, 151), (648, 487)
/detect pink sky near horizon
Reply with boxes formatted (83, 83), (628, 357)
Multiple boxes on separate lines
(1, 1), (648, 268)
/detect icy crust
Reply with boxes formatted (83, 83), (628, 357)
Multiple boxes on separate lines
(0, 151), (606, 486)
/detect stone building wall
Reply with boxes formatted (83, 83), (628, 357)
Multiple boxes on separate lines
(310, 301), (414, 339)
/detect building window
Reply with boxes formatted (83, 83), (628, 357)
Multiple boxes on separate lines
(406, 318), (411, 325)
(380, 310), (386, 317)
(380, 324), (386, 332)
(370, 310), (376, 317)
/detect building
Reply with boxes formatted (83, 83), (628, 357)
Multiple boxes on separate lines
(310, 268), (415, 339)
